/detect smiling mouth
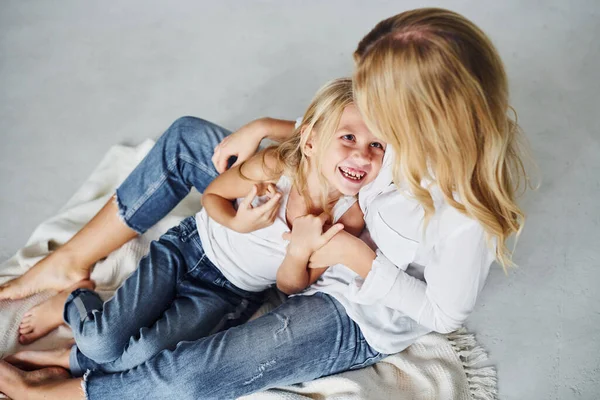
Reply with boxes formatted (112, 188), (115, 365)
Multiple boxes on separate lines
(339, 166), (366, 182)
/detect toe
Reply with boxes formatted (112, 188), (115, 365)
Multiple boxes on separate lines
(19, 333), (36, 345)
(19, 325), (34, 334)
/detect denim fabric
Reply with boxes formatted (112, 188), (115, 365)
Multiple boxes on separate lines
(64, 216), (265, 376)
(76, 116), (387, 398)
(84, 292), (387, 399)
(115, 116), (232, 234)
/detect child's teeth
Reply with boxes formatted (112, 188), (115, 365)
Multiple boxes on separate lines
(340, 167), (364, 181)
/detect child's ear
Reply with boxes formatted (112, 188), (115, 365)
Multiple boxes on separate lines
(301, 127), (316, 157)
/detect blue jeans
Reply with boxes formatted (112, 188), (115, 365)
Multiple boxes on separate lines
(83, 293), (386, 399)
(78, 116), (386, 398)
(115, 116), (232, 234)
(64, 216), (265, 376)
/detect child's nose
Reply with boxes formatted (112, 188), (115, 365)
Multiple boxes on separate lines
(351, 146), (371, 165)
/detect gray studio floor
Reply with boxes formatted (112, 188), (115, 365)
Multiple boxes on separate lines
(1, 1), (598, 399)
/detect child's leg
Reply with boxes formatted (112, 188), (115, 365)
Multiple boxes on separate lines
(18, 281), (95, 344)
(70, 285), (263, 375)
(0, 117), (231, 300)
(61, 218), (201, 365)
(66, 216), (264, 376)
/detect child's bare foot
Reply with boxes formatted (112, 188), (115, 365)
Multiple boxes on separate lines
(18, 280), (95, 345)
(0, 360), (71, 399)
(5, 347), (71, 370)
(0, 250), (91, 301)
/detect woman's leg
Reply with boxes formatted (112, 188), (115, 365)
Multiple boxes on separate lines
(0, 361), (75, 400)
(29, 293), (385, 400)
(0, 116), (231, 300)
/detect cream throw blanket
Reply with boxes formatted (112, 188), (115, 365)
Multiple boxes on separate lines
(0, 140), (497, 400)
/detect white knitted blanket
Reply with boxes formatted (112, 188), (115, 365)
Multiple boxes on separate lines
(0, 140), (497, 400)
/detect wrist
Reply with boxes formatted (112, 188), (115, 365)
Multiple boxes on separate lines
(252, 118), (272, 141)
(346, 239), (376, 278)
(287, 243), (311, 262)
(261, 118), (295, 142)
(230, 216), (249, 233)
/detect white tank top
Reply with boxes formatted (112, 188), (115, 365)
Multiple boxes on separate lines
(196, 175), (357, 292)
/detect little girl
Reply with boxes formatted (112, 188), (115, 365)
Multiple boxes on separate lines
(9, 77), (386, 376)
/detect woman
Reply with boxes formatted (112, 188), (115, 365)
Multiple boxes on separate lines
(0, 7), (528, 399)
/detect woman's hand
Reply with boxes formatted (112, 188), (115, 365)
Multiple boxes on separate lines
(283, 213), (344, 260)
(212, 119), (267, 173)
(212, 118), (296, 174)
(233, 184), (282, 233)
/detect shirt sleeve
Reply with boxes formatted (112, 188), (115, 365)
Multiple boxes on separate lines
(347, 222), (495, 333)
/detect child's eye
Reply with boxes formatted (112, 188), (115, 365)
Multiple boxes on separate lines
(370, 142), (384, 149)
(341, 134), (355, 141)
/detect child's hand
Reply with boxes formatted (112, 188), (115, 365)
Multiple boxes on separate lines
(282, 212), (344, 260)
(233, 184), (282, 233)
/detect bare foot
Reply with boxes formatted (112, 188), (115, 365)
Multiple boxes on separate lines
(18, 280), (95, 345)
(5, 347), (71, 370)
(0, 360), (71, 399)
(0, 251), (91, 301)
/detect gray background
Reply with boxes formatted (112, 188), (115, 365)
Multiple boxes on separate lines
(1, 1), (598, 398)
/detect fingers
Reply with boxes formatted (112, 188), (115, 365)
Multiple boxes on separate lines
(317, 212), (331, 226)
(239, 185), (258, 209)
(231, 156), (245, 169)
(212, 136), (237, 173)
(265, 183), (276, 197)
(265, 197), (281, 223)
(212, 146), (230, 174)
(254, 187), (282, 215)
(321, 223), (344, 243)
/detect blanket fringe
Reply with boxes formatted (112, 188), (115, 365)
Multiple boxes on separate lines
(447, 328), (498, 400)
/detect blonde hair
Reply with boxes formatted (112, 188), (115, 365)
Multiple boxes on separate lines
(244, 77), (354, 215)
(353, 8), (529, 269)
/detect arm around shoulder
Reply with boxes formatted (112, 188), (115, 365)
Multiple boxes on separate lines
(348, 221), (495, 333)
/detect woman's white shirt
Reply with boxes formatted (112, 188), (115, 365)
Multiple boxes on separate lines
(300, 148), (496, 354)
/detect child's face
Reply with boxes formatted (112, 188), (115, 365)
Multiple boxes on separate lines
(315, 104), (386, 196)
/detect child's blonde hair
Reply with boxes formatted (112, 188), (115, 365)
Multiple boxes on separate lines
(353, 8), (530, 269)
(245, 78), (354, 215)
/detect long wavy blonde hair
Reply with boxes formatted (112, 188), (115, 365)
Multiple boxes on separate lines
(353, 8), (529, 268)
(244, 78), (354, 214)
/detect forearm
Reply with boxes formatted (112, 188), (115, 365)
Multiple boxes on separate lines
(201, 193), (239, 230)
(342, 237), (377, 278)
(261, 118), (296, 142)
(276, 251), (311, 295)
(310, 231), (376, 278)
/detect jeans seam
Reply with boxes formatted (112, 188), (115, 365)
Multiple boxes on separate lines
(185, 253), (209, 276)
(348, 352), (384, 370)
(122, 168), (171, 224)
(314, 294), (350, 376)
(122, 151), (217, 229)
(317, 294), (381, 373)
(179, 153), (218, 181)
